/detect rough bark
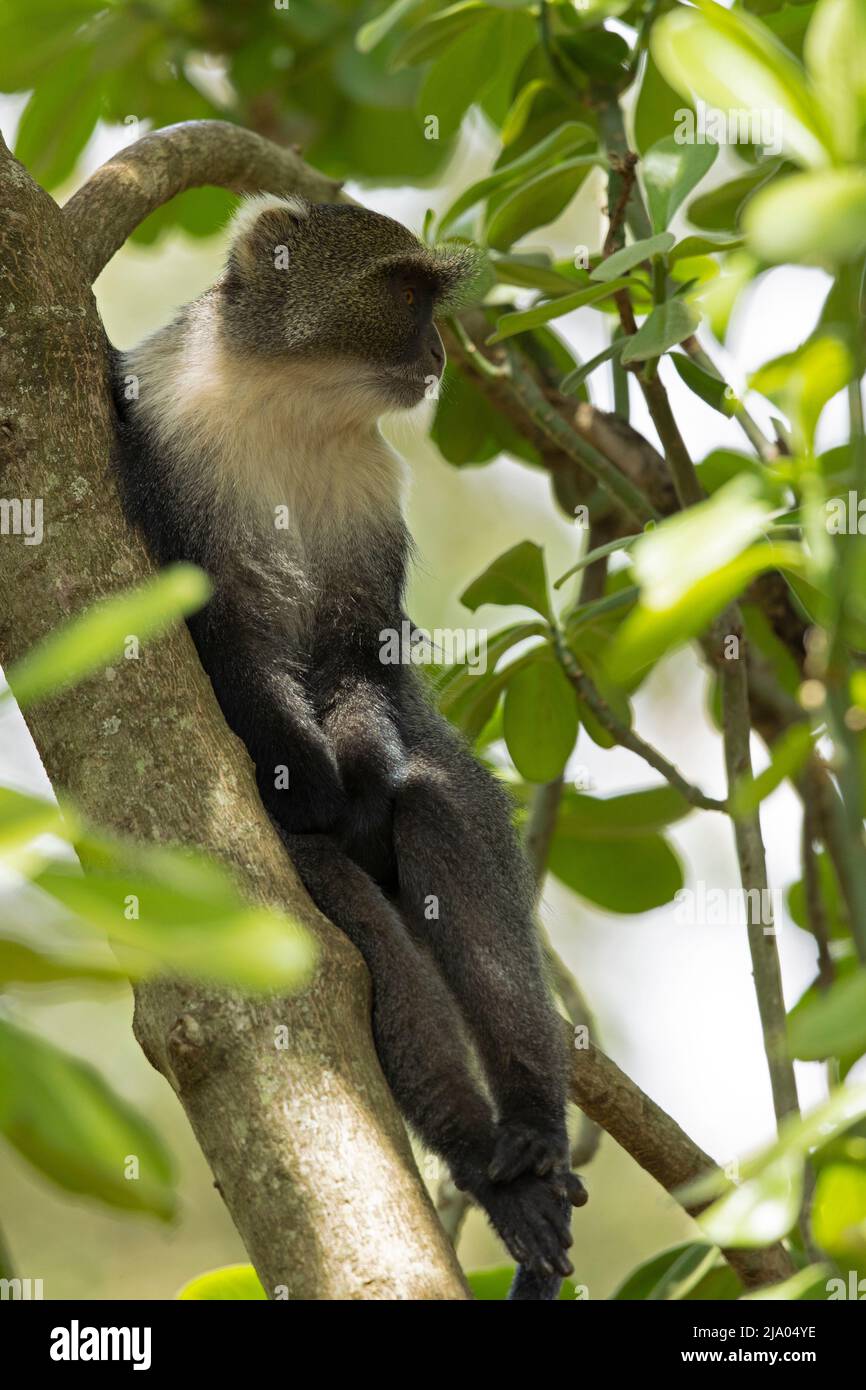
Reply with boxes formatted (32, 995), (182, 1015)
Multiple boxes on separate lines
(0, 130), (468, 1300)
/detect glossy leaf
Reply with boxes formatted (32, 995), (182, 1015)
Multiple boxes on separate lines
(652, 1), (832, 169)
(460, 541), (552, 621)
(745, 168), (866, 266)
(548, 827), (683, 913)
(590, 232), (675, 282)
(4, 565), (212, 710)
(669, 354), (738, 417)
(620, 301), (701, 364)
(0, 1017), (175, 1217)
(485, 155), (598, 250)
(642, 136), (718, 234)
(503, 651), (578, 783)
(177, 1264), (268, 1301)
(487, 278), (633, 343)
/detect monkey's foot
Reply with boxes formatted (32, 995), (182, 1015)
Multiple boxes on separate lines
(476, 1173), (574, 1279)
(488, 1120), (570, 1182)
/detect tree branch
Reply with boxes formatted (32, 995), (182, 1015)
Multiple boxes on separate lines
(63, 119), (344, 284)
(567, 1037), (795, 1289)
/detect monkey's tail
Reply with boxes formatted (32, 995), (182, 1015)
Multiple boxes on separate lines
(507, 1265), (562, 1301)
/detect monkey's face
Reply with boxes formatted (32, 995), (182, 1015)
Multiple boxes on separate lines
(219, 197), (477, 416)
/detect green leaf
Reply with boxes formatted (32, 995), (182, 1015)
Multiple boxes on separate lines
(485, 155), (598, 251)
(609, 1241), (741, 1300)
(417, 11), (497, 138)
(0, 786), (70, 860)
(749, 335), (852, 449)
(803, 0), (866, 163)
(501, 79), (550, 146)
(635, 54), (694, 155)
(556, 785), (693, 837)
(605, 476), (792, 682)
(548, 827), (683, 913)
(356, 0), (424, 54)
(390, 1), (486, 69)
(503, 651), (578, 782)
(745, 168), (866, 266)
(607, 540), (801, 683)
(590, 233), (675, 283)
(730, 723), (814, 815)
(811, 1163), (866, 1264)
(699, 1154), (804, 1247)
(439, 122), (594, 235)
(436, 620), (546, 689)
(619, 301), (701, 364)
(491, 254), (585, 296)
(34, 850), (316, 994)
(432, 363), (540, 466)
(4, 565), (211, 710)
(741, 1265), (833, 1301)
(670, 232), (745, 262)
(651, 1), (832, 169)
(787, 850), (849, 941)
(669, 353), (738, 416)
(0, 1017), (175, 1217)
(643, 135), (719, 234)
(177, 1263), (268, 1300)
(0, 938), (122, 985)
(460, 541), (552, 621)
(788, 969), (866, 1063)
(14, 49), (103, 188)
(467, 1265), (577, 1300)
(486, 278), (633, 343)
(560, 340), (625, 396)
(681, 1084), (866, 1215)
(687, 164), (785, 234)
(554, 533), (640, 590)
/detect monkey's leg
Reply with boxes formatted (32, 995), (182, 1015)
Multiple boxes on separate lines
(392, 703), (573, 1187)
(281, 830), (575, 1279)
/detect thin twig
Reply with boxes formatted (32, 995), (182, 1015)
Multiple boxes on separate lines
(553, 629), (728, 813)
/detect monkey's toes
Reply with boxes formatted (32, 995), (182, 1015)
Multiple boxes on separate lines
(488, 1120), (569, 1183)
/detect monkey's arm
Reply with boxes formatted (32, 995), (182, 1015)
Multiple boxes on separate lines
(188, 601), (348, 835)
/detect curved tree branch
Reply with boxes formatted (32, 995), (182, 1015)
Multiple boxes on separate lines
(63, 119), (345, 284)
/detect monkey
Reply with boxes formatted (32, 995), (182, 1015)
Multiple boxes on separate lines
(111, 194), (586, 1300)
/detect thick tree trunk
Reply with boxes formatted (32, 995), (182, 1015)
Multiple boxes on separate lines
(0, 132), (469, 1299)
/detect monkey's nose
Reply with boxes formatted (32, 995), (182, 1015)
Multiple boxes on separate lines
(429, 340), (445, 373)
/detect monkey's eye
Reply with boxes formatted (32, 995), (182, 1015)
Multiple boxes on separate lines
(403, 286), (416, 306)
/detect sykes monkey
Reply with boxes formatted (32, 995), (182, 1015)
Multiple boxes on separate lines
(112, 195), (585, 1299)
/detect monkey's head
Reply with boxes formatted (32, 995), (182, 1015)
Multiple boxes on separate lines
(219, 195), (479, 412)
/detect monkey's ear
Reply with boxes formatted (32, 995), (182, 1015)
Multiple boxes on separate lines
(227, 194), (311, 274)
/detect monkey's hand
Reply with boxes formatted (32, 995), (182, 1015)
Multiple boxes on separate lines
(488, 1119), (571, 1183)
(474, 1172), (582, 1279)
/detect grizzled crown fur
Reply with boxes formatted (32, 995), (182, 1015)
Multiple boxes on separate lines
(218, 194), (480, 365)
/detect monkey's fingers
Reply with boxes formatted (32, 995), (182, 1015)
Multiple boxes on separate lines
(562, 1171), (588, 1207)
